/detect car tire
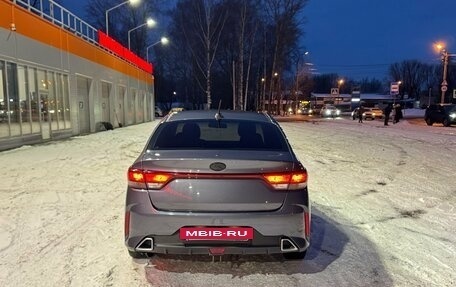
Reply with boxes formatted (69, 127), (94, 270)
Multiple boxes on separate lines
(283, 250), (307, 260)
(425, 118), (433, 126)
(128, 250), (150, 259)
(443, 118), (451, 127)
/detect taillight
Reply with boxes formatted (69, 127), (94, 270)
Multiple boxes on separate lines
(143, 172), (173, 189)
(128, 168), (173, 189)
(263, 171), (307, 190)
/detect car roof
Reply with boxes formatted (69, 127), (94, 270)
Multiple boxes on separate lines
(163, 110), (275, 123)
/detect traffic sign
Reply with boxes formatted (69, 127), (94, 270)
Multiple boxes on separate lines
(453, 89), (456, 99)
(441, 85), (448, 92)
(331, 88), (339, 95)
(390, 82), (399, 95)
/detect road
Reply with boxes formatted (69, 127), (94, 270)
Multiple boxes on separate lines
(0, 115), (455, 287)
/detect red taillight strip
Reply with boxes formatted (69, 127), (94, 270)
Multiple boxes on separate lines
(128, 168), (307, 190)
(304, 211), (311, 238)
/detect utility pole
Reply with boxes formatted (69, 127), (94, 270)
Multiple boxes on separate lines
(441, 49), (448, 104)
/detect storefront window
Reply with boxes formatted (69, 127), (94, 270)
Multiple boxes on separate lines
(37, 69), (48, 123)
(7, 63), (20, 137)
(55, 73), (64, 129)
(47, 71), (58, 131)
(0, 61), (8, 138)
(18, 65), (31, 135)
(28, 67), (40, 133)
(62, 74), (71, 129)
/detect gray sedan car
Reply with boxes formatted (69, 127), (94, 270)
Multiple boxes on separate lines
(125, 110), (310, 259)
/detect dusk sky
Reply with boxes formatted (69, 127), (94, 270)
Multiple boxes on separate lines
(303, 0), (456, 80)
(62, 0), (456, 81)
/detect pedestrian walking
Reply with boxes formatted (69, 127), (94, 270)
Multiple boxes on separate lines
(357, 105), (365, 123)
(383, 103), (392, 126)
(393, 104), (402, 124)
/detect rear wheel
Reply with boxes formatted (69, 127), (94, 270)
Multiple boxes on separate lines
(425, 118), (433, 126)
(282, 250), (307, 260)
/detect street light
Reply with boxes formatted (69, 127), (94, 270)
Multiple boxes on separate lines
(435, 42), (456, 104)
(128, 18), (156, 50)
(146, 37), (169, 62)
(105, 0), (141, 36)
(336, 79), (344, 104)
(269, 72), (278, 113)
(338, 79), (344, 90)
(261, 78), (266, 111)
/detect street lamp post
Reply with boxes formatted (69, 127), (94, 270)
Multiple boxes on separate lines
(269, 72), (278, 113)
(128, 18), (156, 50)
(435, 43), (456, 104)
(146, 37), (169, 63)
(336, 79), (344, 105)
(105, 0), (141, 36)
(441, 49), (449, 104)
(260, 78), (265, 111)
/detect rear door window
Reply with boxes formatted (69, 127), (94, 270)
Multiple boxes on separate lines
(149, 120), (287, 151)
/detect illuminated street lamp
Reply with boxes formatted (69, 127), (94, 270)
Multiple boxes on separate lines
(146, 37), (169, 63)
(261, 78), (266, 111)
(338, 79), (344, 90)
(435, 42), (456, 104)
(335, 79), (344, 104)
(128, 18), (156, 50)
(105, 0), (141, 36)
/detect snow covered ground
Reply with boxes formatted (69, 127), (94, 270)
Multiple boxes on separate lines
(0, 110), (455, 287)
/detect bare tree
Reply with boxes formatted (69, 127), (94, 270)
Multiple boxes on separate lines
(389, 60), (428, 99)
(262, 0), (308, 114)
(176, 0), (227, 109)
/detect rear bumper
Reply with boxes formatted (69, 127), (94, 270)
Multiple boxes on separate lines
(125, 189), (310, 255)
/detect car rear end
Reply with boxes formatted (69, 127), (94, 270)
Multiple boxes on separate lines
(124, 111), (310, 259)
(370, 108), (384, 119)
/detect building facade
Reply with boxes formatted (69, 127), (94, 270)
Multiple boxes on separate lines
(0, 0), (155, 151)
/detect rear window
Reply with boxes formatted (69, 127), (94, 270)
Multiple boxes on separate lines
(148, 120), (288, 151)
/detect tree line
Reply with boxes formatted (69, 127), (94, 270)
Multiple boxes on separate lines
(82, 0), (454, 110)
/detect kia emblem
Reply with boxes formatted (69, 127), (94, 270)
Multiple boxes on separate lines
(210, 162), (226, 171)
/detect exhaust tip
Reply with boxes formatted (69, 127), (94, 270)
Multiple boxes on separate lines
(136, 237), (154, 252)
(280, 238), (299, 252)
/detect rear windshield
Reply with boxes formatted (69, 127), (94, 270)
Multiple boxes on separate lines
(148, 120), (288, 151)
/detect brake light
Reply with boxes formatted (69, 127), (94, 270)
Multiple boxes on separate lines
(304, 211), (311, 238)
(263, 171), (307, 190)
(128, 168), (173, 189)
(144, 172), (173, 189)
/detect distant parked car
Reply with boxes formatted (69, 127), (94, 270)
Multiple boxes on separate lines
(168, 107), (185, 113)
(298, 107), (313, 115)
(320, 105), (340, 117)
(351, 107), (383, 120)
(125, 110), (310, 260)
(424, 104), (456, 126)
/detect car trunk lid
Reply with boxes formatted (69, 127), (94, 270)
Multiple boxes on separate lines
(138, 150), (295, 212)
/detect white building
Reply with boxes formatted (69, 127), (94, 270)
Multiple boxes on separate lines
(0, 0), (155, 151)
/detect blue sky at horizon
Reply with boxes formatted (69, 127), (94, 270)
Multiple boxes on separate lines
(303, 0), (456, 80)
(63, 0), (456, 81)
